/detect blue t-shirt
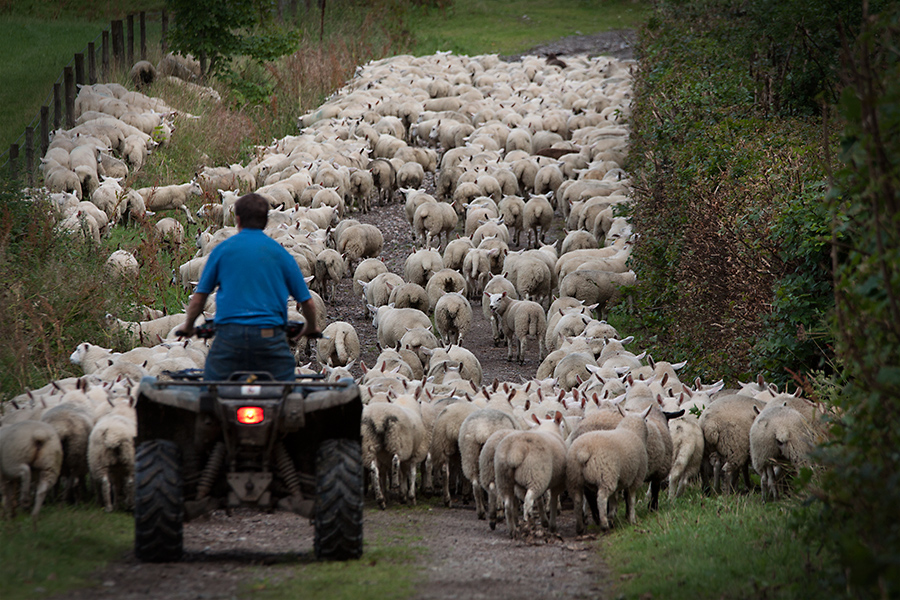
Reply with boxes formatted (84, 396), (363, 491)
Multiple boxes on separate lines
(196, 229), (311, 327)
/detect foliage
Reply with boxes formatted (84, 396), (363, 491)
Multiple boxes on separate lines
(164, 0), (299, 77)
(798, 5), (900, 597)
(624, 0), (838, 388)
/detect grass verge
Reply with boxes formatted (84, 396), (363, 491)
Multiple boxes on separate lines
(603, 489), (827, 599)
(0, 505), (133, 599)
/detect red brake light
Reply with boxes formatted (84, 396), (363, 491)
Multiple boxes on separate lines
(237, 406), (265, 424)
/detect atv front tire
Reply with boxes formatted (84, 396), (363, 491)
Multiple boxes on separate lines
(134, 439), (184, 562)
(314, 438), (364, 560)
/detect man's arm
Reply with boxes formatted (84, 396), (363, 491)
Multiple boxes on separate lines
(295, 297), (321, 339)
(178, 292), (209, 337)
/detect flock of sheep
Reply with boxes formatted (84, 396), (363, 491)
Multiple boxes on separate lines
(0, 47), (827, 541)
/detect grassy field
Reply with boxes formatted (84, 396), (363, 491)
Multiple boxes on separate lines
(0, 13), (164, 164)
(406, 0), (648, 56)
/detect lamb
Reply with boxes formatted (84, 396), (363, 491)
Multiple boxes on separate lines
(482, 275), (517, 344)
(136, 181), (202, 223)
(361, 393), (428, 508)
(566, 406), (651, 533)
(523, 194), (554, 248)
(316, 321), (360, 368)
(155, 216), (185, 245)
(462, 247), (497, 299)
(413, 200), (458, 250)
(0, 420), (63, 519)
(388, 282), (430, 313)
(749, 401), (817, 501)
(434, 292), (473, 347)
(353, 258), (388, 301)
(88, 413), (136, 511)
(508, 255), (552, 310)
(361, 272), (404, 310)
(338, 223), (384, 267)
(105, 249), (140, 279)
(699, 394), (768, 493)
(370, 305), (433, 350)
(494, 412), (569, 538)
(487, 292), (547, 364)
(459, 408), (520, 520)
(430, 400), (482, 507)
(425, 268), (469, 311)
(559, 270), (637, 319)
(39, 402), (94, 502)
(404, 248), (444, 287)
(443, 236), (475, 272)
(314, 248), (346, 301)
(478, 428), (519, 529)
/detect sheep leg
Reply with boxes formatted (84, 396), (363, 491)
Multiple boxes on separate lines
(442, 461), (452, 507)
(31, 475), (55, 519)
(596, 489), (611, 530)
(573, 487), (586, 535)
(422, 453), (434, 496)
(391, 455), (402, 500)
(523, 488), (539, 530)
(180, 204), (196, 224)
(472, 478), (487, 520)
(649, 479), (661, 512)
(625, 485), (638, 525)
(487, 484), (499, 530)
(504, 494), (518, 539)
(12, 465), (31, 508)
(548, 490), (560, 533)
(407, 463), (418, 505)
(518, 337), (526, 365)
(370, 460), (386, 510)
(99, 473), (114, 512)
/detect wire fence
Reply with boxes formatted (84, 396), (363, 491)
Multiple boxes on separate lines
(2, 11), (169, 183)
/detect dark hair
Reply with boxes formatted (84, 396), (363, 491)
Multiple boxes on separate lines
(234, 193), (269, 229)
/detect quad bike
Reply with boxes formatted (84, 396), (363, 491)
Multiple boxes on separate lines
(132, 321), (363, 562)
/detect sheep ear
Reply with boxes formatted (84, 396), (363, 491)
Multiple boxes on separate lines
(641, 405), (652, 419)
(672, 360), (687, 370)
(554, 411), (563, 424)
(753, 405), (761, 415)
(531, 414), (541, 425)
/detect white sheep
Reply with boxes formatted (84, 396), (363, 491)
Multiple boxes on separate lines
(155, 216), (185, 245)
(136, 181), (202, 223)
(105, 249), (140, 279)
(434, 292), (473, 347)
(487, 292), (547, 364)
(566, 406), (651, 532)
(353, 258), (388, 301)
(370, 305), (432, 350)
(749, 401), (818, 501)
(0, 420), (63, 519)
(425, 268), (468, 311)
(523, 194), (554, 248)
(494, 412), (569, 538)
(338, 223), (383, 267)
(88, 413), (136, 512)
(404, 248), (444, 288)
(459, 408), (520, 520)
(413, 200), (458, 250)
(40, 402), (94, 502)
(699, 394), (768, 493)
(316, 321), (360, 368)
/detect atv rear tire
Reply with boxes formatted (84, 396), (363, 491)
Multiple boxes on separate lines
(314, 438), (364, 560)
(134, 439), (184, 562)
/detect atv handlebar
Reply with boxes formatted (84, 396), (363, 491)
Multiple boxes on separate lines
(175, 321), (322, 339)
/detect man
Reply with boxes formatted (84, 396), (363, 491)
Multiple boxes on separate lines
(179, 193), (319, 381)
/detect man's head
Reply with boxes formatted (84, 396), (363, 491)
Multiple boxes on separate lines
(234, 193), (269, 229)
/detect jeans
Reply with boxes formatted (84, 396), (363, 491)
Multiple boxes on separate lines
(204, 324), (296, 382)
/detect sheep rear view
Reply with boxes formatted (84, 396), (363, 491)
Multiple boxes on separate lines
(0, 420), (63, 520)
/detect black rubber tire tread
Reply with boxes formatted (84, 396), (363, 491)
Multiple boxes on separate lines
(314, 438), (364, 560)
(134, 439), (184, 562)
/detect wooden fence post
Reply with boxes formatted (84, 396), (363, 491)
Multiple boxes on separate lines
(102, 30), (110, 78)
(112, 20), (124, 67)
(25, 127), (34, 186)
(53, 83), (62, 130)
(75, 53), (85, 86)
(9, 144), (18, 181)
(161, 11), (168, 54)
(40, 107), (49, 157)
(127, 14), (134, 66)
(140, 12), (147, 60)
(64, 67), (75, 129)
(88, 42), (97, 84)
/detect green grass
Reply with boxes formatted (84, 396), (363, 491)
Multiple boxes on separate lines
(0, 13), (164, 161)
(406, 0), (649, 56)
(0, 505), (133, 599)
(603, 489), (827, 599)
